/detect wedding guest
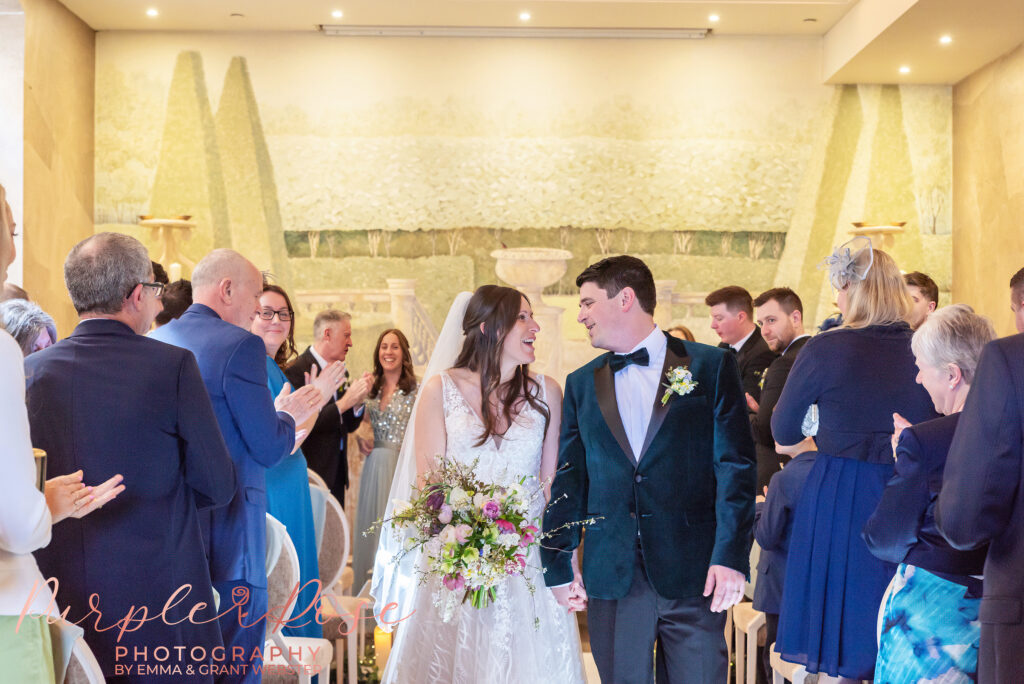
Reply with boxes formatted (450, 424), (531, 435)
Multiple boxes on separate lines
(152, 260), (169, 285)
(936, 273), (1024, 683)
(251, 283), (343, 639)
(0, 298), (56, 355)
(904, 271), (938, 330)
(351, 328), (418, 588)
(667, 324), (695, 342)
(153, 278), (192, 327)
(28, 233), (230, 683)
(706, 286), (777, 400)
(747, 287), (811, 488)
(1009, 266), (1024, 333)
(151, 249), (323, 683)
(285, 310), (372, 506)
(0, 281), (27, 301)
(772, 239), (937, 682)
(753, 437), (817, 684)
(864, 304), (994, 683)
(0, 183), (118, 682)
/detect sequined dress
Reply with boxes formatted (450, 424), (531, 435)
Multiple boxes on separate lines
(352, 387), (417, 589)
(380, 372), (585, 684)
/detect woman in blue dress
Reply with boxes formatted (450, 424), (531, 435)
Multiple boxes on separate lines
(864, 304), (995, 683)
(771, 239), (938, 682)
(252, 284), (344, 638)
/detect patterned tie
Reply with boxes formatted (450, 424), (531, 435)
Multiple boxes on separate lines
(608, 348), (650, 373)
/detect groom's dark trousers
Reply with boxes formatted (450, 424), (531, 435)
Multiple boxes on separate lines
(589, 546), (727, 684)
(543, 333), (755, 684)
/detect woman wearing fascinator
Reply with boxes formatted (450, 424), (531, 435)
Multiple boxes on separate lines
(371, 285), (585, 684)
(769, 238), (938, 683)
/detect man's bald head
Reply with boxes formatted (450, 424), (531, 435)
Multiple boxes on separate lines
(191, 249), (263, 329)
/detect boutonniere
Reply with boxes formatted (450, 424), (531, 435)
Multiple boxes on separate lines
(757, 368), (767, 391)
(661, 365), (698, 406)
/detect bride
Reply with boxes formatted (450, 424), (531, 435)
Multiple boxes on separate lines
(371, 285), (587, 683)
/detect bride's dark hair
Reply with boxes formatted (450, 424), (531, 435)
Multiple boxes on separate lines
(452, 284), (550, 447)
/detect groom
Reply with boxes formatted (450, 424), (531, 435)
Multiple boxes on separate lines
(543, 255), (756, 684)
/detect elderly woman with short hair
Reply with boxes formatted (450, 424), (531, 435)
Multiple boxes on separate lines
(864, 303), (996, 684)
(0, 298), (56, 355)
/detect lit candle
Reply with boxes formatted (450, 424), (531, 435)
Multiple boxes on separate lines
(374, 626), (392, 670)
(168, 262), (182, 282)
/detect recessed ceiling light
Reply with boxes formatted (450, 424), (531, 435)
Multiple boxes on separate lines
(899, 65), (911, 74)
(146, 8), (158, 17)
(331, 9), (343, 19)
(708, 14), (720, 23)
(230, 12), (244, 18)
(803, 18), (817, 23)
(519, 11), (531, 21)
(939, 35), (953, 45)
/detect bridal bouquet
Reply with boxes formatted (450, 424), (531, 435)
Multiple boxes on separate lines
(385, 459), (541, 620)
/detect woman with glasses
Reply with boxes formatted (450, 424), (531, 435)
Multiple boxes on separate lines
(251, 283), (344, 638)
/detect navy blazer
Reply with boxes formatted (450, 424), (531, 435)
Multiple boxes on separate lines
(151, 304), (295, 588)
(771, 323), (937, 461)
(863, 414), (986, 586)
(752, 450), (816, 614)
(27, 319), (235, 677)
(542, 333), (756, 600)
(937, 334), (1024, 684)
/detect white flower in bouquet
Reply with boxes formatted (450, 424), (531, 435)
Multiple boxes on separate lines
(472, 492), (490, 510)
(450, 487), (471, 508)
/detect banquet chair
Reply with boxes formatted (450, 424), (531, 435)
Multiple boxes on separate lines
(732, 601), (766, 684)
(308, 468), (330, 491)
(319, 490), (354, 596)
(321, 579), (373, 684)
(63, 636), (104, 684)
(769, 645), (810, 684)
(264, 514), (334, 684)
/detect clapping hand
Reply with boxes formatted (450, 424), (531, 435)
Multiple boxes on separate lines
(337, 372), (373, 413)
(704, 564), (745, 612)
(45, 470), (125, 524)
(307, 361), (346, 404)
(275, 382), (323, 427)
(891, 412), (912, 458)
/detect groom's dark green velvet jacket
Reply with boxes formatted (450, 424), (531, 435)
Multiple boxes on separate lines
(542, 333), (756, 600)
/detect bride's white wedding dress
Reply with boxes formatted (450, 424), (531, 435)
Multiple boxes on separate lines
(380, 371), (585, 684)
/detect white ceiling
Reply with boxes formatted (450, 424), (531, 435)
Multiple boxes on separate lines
(58, 0), (857, 33)
(53, 0), (1024, 84)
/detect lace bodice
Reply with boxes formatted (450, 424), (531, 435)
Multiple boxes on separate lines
(440, 372), (546, 502)
(366, 388), (416, 450)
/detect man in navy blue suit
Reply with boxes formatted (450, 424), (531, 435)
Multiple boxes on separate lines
(29, 233), (236, 683)
(151, 249), (322, 683)
(937, 268), (1024, 684)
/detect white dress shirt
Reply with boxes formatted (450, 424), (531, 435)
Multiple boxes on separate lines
(0, 331), (55, 616)
(613, 326), (667, 461)
(731, 328), (755, 353)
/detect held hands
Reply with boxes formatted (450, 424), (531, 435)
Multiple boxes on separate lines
(307, 361), (346, 404)
(45, 470), (126, 524)
(704, 564), (746, 613)
(551, 578), (588, 614)
(275, 382), (324, 426)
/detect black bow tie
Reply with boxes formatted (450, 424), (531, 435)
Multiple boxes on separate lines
(609, 348), (650, 373)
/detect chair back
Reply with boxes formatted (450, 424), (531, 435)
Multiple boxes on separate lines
(307, 468), (329, 491)
(63, 637), (104, 684)
(265, 513), (301, 638)
(319, 490), (351, 593)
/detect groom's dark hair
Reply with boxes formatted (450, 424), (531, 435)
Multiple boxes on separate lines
(576, 255), (656, 315)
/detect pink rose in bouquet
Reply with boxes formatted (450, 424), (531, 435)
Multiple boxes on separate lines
(438, 503), (453, 524)
(495, 519), (516, 534)
(481, 500), (501, 519)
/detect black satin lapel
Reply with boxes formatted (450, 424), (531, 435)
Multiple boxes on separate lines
(594, 362), (636, 465)
(639, 344), (691, 460)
